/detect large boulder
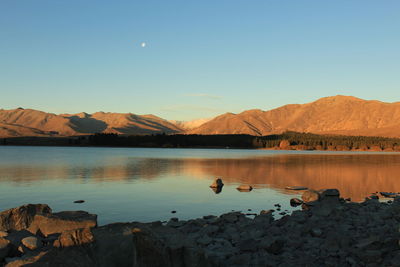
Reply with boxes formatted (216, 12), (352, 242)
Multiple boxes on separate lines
(28, 211), (97, 237)
(0, 204), (51, 232)
(54, 228), (94, 248)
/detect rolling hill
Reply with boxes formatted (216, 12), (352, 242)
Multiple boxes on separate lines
(2, 95), (400, 138)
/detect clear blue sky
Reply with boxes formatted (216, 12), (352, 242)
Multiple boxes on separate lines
(1, 1), (399, 120)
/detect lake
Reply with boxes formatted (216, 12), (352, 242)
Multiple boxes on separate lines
(0, 146), (399, 225)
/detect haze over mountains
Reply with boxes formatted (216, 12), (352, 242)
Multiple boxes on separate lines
(2, 95), (400, 138)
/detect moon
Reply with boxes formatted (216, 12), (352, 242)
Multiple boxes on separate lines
(141, 42), (146, 48)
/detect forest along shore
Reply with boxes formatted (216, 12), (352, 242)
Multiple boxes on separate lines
(1, 189), (399, 266)
(2, 131), (400, 151)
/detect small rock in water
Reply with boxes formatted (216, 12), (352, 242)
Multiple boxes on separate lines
(210, 178), (224, 188)
(290, 198), (303, 207)
(279, 212), (286, 215)
(211, 186), (223, 194)
(74, 200), (85, 204)
(274, 204), (281, 207)
(171, 210), (177, 214)
(247, 209), (252, 211)
(236, 185), (253, 191)
(285, 186), (308, 191)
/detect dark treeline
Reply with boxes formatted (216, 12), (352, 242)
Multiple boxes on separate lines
(2, 131), (400, 151)
(86, 132), (400, 151)
(87, 133), (255, 148)
(258, 131), (400, 151)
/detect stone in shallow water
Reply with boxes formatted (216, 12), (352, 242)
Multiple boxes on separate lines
(209, 178), (224, 188)
(286, 186), (308, 190)
(290, 198), (303, 207)
(236, 185), (253, 191)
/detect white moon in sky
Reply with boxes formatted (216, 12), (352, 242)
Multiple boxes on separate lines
(141, 42), (146, 47)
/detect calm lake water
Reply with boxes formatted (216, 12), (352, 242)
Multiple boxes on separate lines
(0, 146), (400, 225)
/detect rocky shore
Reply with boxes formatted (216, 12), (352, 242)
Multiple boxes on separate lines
(1, 189), (400, 266)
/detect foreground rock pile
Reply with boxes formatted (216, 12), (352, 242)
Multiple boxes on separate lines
(0, 189), (400, 266)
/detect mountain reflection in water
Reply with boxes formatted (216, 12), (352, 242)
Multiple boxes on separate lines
(1, 152), (400, 202)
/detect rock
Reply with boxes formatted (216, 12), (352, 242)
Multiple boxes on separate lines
(320, 189), (340, 198)
(310, 228), (323, 237)
(0, 237), (11, 260)
(5, 229), (33, 249)
(259, 210), (274, 215)
(290, 198), (303, 207)
(367, 195), (379, 200)
(21, 236), (41, 250)
(53, 228), (94, 248)
(0, 204), (52, 232)
(210, 186), (223, 194)
(73, 200), (85, 204)
(0, 231), (8, 237)
(210, 178), (224, 188)
(238, 239), (258, 252)
(380, 192), (400, 198)
(27, 211), (97, 236)
(279, 140), (291, 149)
(286, 186), (308, 190)
(236, 185), (253, 191)
(302, 190), (320, 203)
(264, 239), (285, 255)
(171, 211), (176, 214)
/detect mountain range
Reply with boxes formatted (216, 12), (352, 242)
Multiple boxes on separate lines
(2, 95), (400, 138)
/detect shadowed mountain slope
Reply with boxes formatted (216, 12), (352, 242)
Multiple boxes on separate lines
(0, 108), (182, 137)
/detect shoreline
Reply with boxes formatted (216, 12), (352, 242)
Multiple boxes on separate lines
(1, 189), (399, 266)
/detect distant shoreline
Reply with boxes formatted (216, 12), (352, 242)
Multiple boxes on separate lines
(1, 132), (400, 152)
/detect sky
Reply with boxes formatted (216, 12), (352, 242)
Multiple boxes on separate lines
(1, 1), (400, 121)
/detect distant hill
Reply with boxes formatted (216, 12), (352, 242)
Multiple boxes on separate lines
(2, 95), (400, 138)
(187, 95), (400, 137)
(0, 108), (182, 137)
